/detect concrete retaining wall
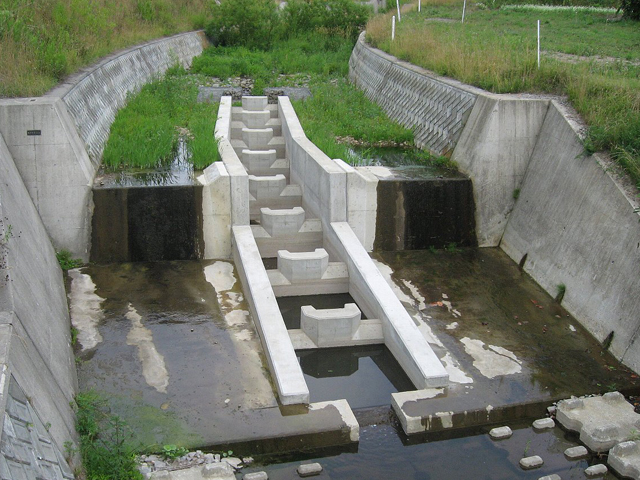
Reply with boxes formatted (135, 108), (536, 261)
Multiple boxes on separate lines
(350, 35), (640, 374)
(0, 132), (77, 473)
(0, 31), (207, 260)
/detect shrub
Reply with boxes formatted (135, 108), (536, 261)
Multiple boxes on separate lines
(621, 0), (640, 19)
(282, 0), (370, 39)
(205, 0), (280, 49)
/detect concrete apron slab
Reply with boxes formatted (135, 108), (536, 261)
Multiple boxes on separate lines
(371, 249), (640, 436)
(69, 260), (356, 452)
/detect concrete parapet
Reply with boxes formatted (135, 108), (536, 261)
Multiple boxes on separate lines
(242, 128), (273, 150)
(556, 392), (640, 452)
(242, 96), (268, 111)
(199, 163), (232, 259)
(329, 222), (449, 388)
(608, 441), (640, 479)
(232, 226), (309, 405)
(301, 303), (361, 347)
(277, 248), (329, 282)
(243, 110), (271, 129)
(261, 207), (306, 236)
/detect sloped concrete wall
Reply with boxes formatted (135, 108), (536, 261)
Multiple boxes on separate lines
(0, 31), (207, 260)
(0, 132), (77, 471)
(501, 102), (640, 371)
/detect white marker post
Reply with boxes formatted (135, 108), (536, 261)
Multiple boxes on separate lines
(462, 0), (467, 23)
(419, 0), (421, 12)
(392, 15), (396, 40)
(397, 0), (401, 22)
(537, 19), (540, 68)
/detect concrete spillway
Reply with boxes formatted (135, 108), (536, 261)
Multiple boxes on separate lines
(201, 96), (449, 422)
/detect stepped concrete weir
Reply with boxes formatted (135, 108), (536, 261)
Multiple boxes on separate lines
(205, 95), (449, 417)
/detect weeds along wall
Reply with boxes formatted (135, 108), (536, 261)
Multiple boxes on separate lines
(0, 133), (78, 477)
(349, 34), (640, 374)
(0, 31), (207, 261)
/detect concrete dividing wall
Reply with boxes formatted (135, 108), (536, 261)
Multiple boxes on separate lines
(350, 36), (640, 374)
(501, 101), (640, 371)
(0, 31), (207, 260)
(0, 133), (77, 473)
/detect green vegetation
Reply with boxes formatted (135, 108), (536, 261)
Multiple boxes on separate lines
(0, 0), (211, 98)
(102, 69), (219, 170)
(74, 391), (142, 480)
(161, 444), (188, 460)
(56, 250), (83, 270)
(366, 2), (640, 188)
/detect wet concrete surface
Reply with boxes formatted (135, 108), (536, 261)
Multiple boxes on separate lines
(70, 261), (355, 451)
(242, 420), (619, 479)
(372, 248), (640, 430)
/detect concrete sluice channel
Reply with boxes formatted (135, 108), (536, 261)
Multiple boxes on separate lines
(75, 96), (638, 479)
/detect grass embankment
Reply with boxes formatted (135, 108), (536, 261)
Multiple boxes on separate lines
(105, 33), (431, 169)
(0, 0), (210, 98)
(366, 2), (640, 187)
(103, 67), (218, 170)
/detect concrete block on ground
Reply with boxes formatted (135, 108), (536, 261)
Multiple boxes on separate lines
(243, 472), (268, 480)
(608, 440), (640, 479)
(243, 110), (271, 129)
(301, 303), (361, 347)
(201, 462), (235, 478)
(249, 174), (287, 200)
(585, 464), (608, 477)
(242, 128), (273, 150)
(520, 456), (544, 470)
(564, 445), (588, 460)
(533, 418), (555, 430)
(538, 475), (561, 480)
(261, 207), (306, 237)
(489, 426), (513, 440)
(297, 463), (323, 477)
(556, 392), (640, 452)
(277, 248), (329, 282)
(391, 388), (447, 434)
(242, 96), (268, 111)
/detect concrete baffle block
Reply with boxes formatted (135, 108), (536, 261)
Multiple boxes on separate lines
(556, 392), (640, 452)
(277, 248), (329, 282)
(301, 303), (362, 347)
(297, 463), (323, 477)
(585, 464), (608, 477)
(608, 440), (640, 479)
(242, 149), (277, 175)
(533, 418), (555, 430)
(242, 96), (268, 111)
(243, 472), (268, 480)
(261, 207), (306, 237)
(564, 445), (588, 460)
(489, 426), (513, 440)
(243, 110), (271, 129)
(249, 174), (287, 201)
(242, 127), (273, 150)
(520, 456), (544, 470)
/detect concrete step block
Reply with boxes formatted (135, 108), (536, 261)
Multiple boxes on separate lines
(231, 106), (243, 121)
(608, 441), (640, 479)
(243, 110), (271, 129)
(241, 149), (277, 174)
(242, 96), (268, 111)
(231, 139), (247, 157)
(251, 219), (323, 258)
(289, 319), (384, 350)
(268, 262), (349, 297)
(230, 120), (245, 140)
(261, 206), (306, 236)
(249, 174), (287, 201)
(267, 136), (286, 158)
(250, 184), (302, 219)
(266, 118), (282, 135)
(242, 128), (274, 150)
(277, 248), (329, 282)
(301, 303), (361, 347)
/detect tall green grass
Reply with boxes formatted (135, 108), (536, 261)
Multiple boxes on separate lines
(0, 0), (211, 98)
(367, 4), (640, 187)
(103, 70), (218, 170)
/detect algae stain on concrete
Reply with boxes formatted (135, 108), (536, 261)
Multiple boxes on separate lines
(460, 337), (522, 379)
(125, 303), (169, 393)
(68, 268), (104, 351)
